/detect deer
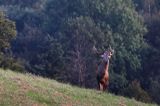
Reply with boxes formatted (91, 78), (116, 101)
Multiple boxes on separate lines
(93, 45), (114, 91)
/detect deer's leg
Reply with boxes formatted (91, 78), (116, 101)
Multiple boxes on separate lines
(97, 82), (100, 90)
(103, 80), (109, 91)
(102, 83), (106, 91)
(103, 84), (106, 91)
(99, 83), (103, 91)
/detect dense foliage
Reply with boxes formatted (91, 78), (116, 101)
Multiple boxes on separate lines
(0, 0), (160, 104)
(0, 12), (16, 50)
(0, 12), (23, 71)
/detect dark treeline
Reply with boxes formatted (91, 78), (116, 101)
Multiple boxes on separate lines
(0, 0), (160, 104)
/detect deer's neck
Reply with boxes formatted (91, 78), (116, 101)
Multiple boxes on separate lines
(104, 60), (109, 73)
(104, 59), (109, 66)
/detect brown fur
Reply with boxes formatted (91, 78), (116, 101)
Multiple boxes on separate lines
(96, 50), (113, 91)
(97, 61), (109, 91)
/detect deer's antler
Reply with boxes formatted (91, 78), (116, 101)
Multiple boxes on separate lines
(92, 45), (104, 55)
(92, 45), (98, 53)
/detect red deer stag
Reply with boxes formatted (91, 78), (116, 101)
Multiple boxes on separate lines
(93, 46), (114, 91)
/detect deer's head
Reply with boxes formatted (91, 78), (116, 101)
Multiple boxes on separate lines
(93, 45), (114, 62)
(101, 46), (114, 61)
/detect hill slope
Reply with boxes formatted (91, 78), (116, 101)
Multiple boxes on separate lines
(0, 69), (157, 106)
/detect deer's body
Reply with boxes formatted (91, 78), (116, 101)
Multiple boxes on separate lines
(94, 47), (114, 91)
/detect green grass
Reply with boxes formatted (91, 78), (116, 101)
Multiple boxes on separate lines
(0, 69), (157, 106)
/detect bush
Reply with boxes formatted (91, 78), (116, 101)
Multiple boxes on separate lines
(122, 80), (152, 103)
(0, 54), (25, 72)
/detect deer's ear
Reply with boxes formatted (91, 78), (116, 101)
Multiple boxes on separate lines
(108, 45), (114, 54)
(111, 49), (114, 54)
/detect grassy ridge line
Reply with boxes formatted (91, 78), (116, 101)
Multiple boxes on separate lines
(0, 69), (157, 106)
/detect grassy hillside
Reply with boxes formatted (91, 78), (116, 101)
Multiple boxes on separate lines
(0, 69), (157, 106)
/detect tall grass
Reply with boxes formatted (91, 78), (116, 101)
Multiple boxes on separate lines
(0, 69), (157, 106)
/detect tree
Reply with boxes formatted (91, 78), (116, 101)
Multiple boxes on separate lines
(0, 12), (16, 51)
(57, 16), (104, 87)
(141, 16), (160, 104)
(45, 0), (146, 90)
(1, 0), (160, 104)
(131, 0), (160, 104)
(0, 11), (18, 70)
